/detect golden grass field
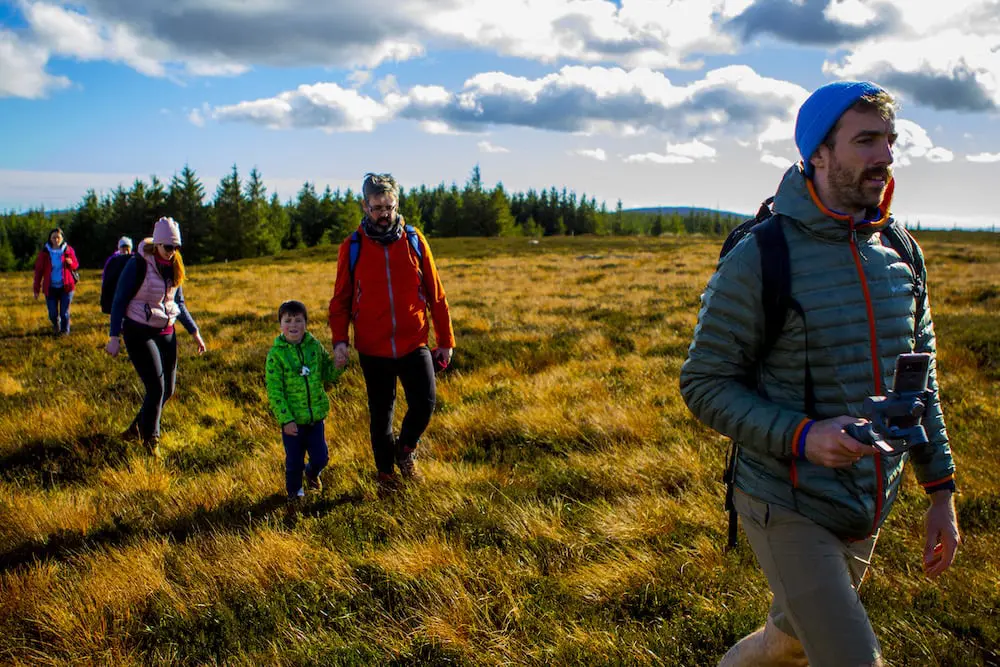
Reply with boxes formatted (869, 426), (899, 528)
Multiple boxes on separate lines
(0, 232), (997, 666)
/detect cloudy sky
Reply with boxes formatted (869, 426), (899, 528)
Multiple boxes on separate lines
(2, 0), (999, 229)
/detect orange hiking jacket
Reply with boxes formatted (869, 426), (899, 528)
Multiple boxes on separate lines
(328, 225), (455, 359)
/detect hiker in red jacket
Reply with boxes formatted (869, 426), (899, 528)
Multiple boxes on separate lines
(328, 173), (455, 489)
(32, 227), (79, 336)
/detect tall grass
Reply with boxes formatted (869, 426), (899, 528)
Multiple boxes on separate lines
(0, 232), (997, 665)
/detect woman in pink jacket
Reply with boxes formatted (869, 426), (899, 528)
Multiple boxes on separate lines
(32, 227), (79, 336)
(106, 217), (206, 457)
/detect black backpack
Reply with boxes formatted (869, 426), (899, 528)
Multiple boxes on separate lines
(717, 197), (927, 549)
(100, 254), (145, 315)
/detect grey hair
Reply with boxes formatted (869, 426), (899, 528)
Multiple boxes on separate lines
(362, 172), (399, 202)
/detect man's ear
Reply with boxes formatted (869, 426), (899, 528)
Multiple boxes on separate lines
(809, 144), (829, 173)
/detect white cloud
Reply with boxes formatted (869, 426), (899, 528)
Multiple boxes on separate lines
(666, 139), (717, 159)
(761, 153), (793, 169)
(925, 147), (955, 163)
(625, 153), (694, 165)
(212, 82), (390, 132)
(477, 140), (509, 153)
(376, 74), (400, 97)
(394, 64), (808, 142)
(0, 29), (69, 98)
(825, 30), (1000, 111)
(208, 64), (809, 147)
(893, 119), (955, 166)
(967, 152), (1000, 162)
(623, 137), (718, 165)
(822, 0), (878, 27)
(188, 108), (205, 127)
(573, 148), (607, 161)
(347, 69), (371, 89)
(0, 0), (745, 97)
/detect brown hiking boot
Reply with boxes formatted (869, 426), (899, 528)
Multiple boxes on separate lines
(305, 473), (323, 493)
(120, 419), (141, 442)
(143, 436), (160, 460)
(396, 449), (422, 481)
(376, 471), (401, 497)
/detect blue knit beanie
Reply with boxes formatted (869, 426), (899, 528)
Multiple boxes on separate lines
(795, 80), (885, 176)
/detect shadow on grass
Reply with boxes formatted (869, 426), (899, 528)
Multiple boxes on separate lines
(0, 433), (129, 489)
(0, 489), (365, 573)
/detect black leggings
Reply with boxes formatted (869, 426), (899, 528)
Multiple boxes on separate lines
(123, 318), (177, 441)
(358, 346), (436, 474)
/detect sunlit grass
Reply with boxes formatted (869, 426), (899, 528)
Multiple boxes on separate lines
(0, 232), (997, 664)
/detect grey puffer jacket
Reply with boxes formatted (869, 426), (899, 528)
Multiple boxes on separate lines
(680, 165), (956, 540)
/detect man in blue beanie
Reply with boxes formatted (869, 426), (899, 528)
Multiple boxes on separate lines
(680, 81), (961, 666)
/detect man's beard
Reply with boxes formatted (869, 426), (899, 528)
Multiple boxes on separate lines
(828, 153), (892, 213)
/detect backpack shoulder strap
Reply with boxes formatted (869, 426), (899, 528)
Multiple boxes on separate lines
(720, 196), (775, 260)
(880, 225), (926, 343)
(750, 214), (790, 359)
(404, 225), (423, 263)
(348, 230), (362, 283)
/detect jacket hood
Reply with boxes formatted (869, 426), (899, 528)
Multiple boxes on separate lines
(45, 242), (66, 252)
(772, 163), (894, 242)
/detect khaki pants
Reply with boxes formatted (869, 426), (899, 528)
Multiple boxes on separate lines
(734, 489), (881, 667)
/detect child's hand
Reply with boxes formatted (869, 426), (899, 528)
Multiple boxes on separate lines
(334, 343), (349, 369)
(283, 422), (299, 436)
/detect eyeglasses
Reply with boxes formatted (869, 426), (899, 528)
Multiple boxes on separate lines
(368, 204), (397, 214)
(161, 244), (181, 252)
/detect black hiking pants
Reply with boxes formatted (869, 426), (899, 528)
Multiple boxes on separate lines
(358, 346), (436, 474)
(123, 318), (177, 442)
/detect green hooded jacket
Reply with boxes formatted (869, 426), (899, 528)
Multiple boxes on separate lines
(680, 165), (956, 541)
(265, 331), (342, 426)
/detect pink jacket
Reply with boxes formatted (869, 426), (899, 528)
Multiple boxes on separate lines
(125, 241), (180, 328)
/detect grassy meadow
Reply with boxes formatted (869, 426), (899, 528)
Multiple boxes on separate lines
(0, 232), (997, 666)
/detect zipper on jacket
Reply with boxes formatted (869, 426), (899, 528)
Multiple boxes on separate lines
(849, 224), (885, 538)
(296, 344), (315, 424)
(384, 245), (398, 358)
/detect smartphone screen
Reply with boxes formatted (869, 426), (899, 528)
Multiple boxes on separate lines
(893, 353), (931, 393)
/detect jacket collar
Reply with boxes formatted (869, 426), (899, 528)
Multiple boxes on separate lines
(274, 331), (316, 349)
(772, 163), (894, 242)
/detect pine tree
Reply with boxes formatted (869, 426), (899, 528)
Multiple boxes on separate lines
(294, 182), (324, 247)
(70, 189), (108, 267)
(435, 186), (464, 237)
(244, 168), (275, 256)
(484, 185), (516, 237)
(146, 175), (168, 224)
(399, 190), (423, 231)
(168, 165), (209, 262)
(212, 164), (245, 261)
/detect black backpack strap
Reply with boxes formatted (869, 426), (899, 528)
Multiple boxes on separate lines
(750, 215), (792, 359)
(719, 196), (774, 260)
(880, 225), (926, 341)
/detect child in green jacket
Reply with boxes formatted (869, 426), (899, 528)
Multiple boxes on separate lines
(265, 300), (343, 507)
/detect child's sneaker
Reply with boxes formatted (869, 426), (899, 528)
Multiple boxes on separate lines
(396, 449), (422, 481)
(305, 473), (322, 493)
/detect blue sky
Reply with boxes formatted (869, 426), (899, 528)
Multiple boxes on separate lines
(1, 0), (999, 229)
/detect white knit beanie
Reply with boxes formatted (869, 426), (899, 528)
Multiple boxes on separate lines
(152, 217), (182, 246)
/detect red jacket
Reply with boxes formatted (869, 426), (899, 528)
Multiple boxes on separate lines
(33, 243), (79, 297)
(329, 225), (455, 359)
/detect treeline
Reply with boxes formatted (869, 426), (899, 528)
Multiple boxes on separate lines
(0, 164), (746, 270)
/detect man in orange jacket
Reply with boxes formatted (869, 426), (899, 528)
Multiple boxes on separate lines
(329, 172), (455, 487)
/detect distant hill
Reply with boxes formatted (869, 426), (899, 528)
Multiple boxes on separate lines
(625, 205), (751, 219)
